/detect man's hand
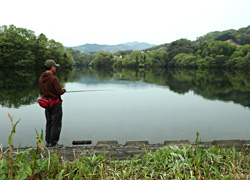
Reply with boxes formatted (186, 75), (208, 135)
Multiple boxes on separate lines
(62, 88), (66, 93)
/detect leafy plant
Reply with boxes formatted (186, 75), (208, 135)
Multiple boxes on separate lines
(7, 113), (20, 180)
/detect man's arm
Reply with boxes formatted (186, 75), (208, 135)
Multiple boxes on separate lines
(53, 77), (66, 96)
(39, 77), (44, 95)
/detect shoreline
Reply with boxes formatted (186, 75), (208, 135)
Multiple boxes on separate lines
(2, 139), (250, 161)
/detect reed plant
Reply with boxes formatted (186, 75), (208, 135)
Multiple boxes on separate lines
(1, 114), (250, 179)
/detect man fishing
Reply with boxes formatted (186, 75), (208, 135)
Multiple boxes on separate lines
(39, 59), (66, 148)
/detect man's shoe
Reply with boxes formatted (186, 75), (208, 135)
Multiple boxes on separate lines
(51, 143), (63, 148)
(45, 143), (52, 147)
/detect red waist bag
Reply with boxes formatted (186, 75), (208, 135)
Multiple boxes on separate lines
(38, 98), (60, 109)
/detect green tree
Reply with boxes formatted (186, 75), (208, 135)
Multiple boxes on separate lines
(226, 45), (250, 69)
(167, 39), (195, 60)
(66, 48), (95, 67)
(90, 51), (114, 67)
(195, 40), (236, 68)
(170, 53), (197, 68)
(0, 25), (75, 68)
(0, 25), (36, 67)
(121, 55), (132, 67)
(196, 57), (209, 68)
(34, 33), (51, 67)
(148, 50), (167, 67)
(232, 26), (250, 45)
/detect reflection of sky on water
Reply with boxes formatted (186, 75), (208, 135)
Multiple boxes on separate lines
(1, 77), (250, 147)
(75, 77), (152, 88)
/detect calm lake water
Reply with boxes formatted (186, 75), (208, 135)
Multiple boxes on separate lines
(1, 67), (250, 147)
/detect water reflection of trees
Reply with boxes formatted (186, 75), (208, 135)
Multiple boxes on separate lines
(0, 68), (74, 108)
(112, 68), (250, 108)
(1, 67), (250, 108)
(165, 69), (250, 107)
(74, 67), (250, 108)
(0, 69), (38, 108)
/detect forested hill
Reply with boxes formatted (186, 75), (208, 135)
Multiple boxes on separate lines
(196, 26), (250, 45)
(69, 42), (155, 54)
(145, 25), (250, 52)
(81, 25), (250, 69)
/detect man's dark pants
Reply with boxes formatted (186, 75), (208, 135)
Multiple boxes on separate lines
(45, 103), (62, 145)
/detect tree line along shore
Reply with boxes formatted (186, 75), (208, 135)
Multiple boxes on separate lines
(1, 24), (250, 69)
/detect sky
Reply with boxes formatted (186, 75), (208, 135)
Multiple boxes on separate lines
(1, 0), (250, 46)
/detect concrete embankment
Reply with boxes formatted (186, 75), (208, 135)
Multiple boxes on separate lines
(2, 140), (250, 161)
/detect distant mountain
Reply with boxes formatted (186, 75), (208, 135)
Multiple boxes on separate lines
(69, 42), (156, 53)
(123, 42), (157, 50)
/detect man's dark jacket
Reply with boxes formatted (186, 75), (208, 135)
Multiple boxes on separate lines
(39, 72), (65, 100)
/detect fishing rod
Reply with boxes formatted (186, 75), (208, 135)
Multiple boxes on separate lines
(66, 90), (113, 93)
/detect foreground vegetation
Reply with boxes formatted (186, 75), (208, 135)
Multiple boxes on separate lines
(2, 144), (250, 179)
(1, 115), (250, 179)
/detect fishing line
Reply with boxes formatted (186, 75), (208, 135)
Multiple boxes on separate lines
(66, 90), (113, 93)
